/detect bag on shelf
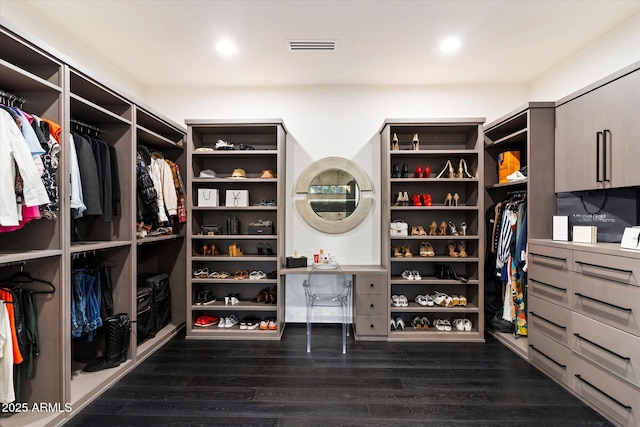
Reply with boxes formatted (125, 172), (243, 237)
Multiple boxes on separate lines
(136, 287), (155, 344)
(390, 220), (408, 236)
(248, 219), (274, 235)
(137, 273), (172, 336)
(498, 151), (520, 183)
(200, 224), (221, 235)
(556, 188), (639, 242)
(197, 188), (219, 207)
(227, 215), (240, 235)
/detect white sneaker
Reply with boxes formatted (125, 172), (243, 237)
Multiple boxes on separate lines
(225, 315), (239, 328)
(506, 170), (526, 181)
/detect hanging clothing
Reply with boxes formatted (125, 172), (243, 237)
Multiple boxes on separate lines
(0, 109), (49, 226)
(0, 290), (24, 365)
(72, 132), (102, 216)
(167, 159), (187, 224)
(0, 303), (15, 404)
(69, 133), (87, 217)
(108, 145), (121, 216)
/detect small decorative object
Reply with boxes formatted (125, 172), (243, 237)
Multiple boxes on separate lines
(572, 226), (597, 244)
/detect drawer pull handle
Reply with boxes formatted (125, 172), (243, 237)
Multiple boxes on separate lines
(530, 311), (567, 330)
(370, 304), (374, 308)
(574, 374), (632, 411)
(370, 324), (374, 328)
(531, 253), (568, 265)
(574, 292), (632, 312)
(370, 283), (375, 288)
(573, 333), (630, 361)
(528, 344), (566, 368)
(531, 279), (566, 292)
(575, 261), (633, 275)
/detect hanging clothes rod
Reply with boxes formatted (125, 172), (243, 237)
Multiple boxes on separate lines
(70, 118), (103, 134)
(0, 89), (26, 107)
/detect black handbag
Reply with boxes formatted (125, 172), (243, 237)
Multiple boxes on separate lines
(227, 215), (240, 235)
(200, 224), (221, 235)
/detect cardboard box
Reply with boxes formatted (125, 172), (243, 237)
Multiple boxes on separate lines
(197, 188), (219, 207)
(553, 216), (569, 241)
(498, 151), (521, 183)
(225, 190), (249, 207)
(573, 225), (597, 243)
(620, 227), (640, 250)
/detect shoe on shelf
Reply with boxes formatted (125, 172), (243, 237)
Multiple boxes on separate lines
(460, 221), (467, 236)
(395, 317), (406, 330)
(428, 221), (438, 236)
(402, 244), (413, 257)
(442, 319), (452, 331)
(392, 246), (404, 257)
(448, 241), (459, 257)
(439, 221), (448, 236)
(458, 295), (467, 306)
(448, 221), (459, 236)
(391, 163), (400, 178)
(419, 241), (435, 257)
(444, 192), (453, 206)
(391, 133), (399, 151)
(458, 159), (474, 179)
(411, 193), (423, 206)
(201, 290), (216, 305)
(390, 318), (397, 331)
(451, 295), (460, 306)
(413, 166), (422, 178)
(400, 164), (409, 179)
(422, 165), (431, 178)
(411, 316), (422, 329)
(411, 226), (419, 236)
(412, 133), (419, 150)
(416, 225), (427, 235)
(420, 317), (430, 329)
(463, 319), (473, 331)
(452, 193), (460, 206)
(401, 270), (414, 280)
(411, 270), (421, 280)
(195, 315), (219, 327)
(422, 193), (432, 206)
(457, 241), (468, 258)
(435, 160), (455, 179)
(453, 318), (465, 331)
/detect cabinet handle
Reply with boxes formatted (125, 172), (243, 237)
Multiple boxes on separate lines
(573, 333), (630, 361)
(603, 129), (610, 182)
(529, 311), (567, 330)
(370, 304), (374, 309)
(575, 261), (632, 275)
(370, 283), (375, 288)
(596, 131), (603, 183)
(528, 344), (566, 368)
(530, 278), (567, 292)
(530, 252), (568, 267)
(574, 374), (632, 411)
(574, 292), (632, 312)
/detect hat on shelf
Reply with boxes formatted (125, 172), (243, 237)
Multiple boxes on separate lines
(260, 169), (275, 179)
(194, 146), (215, 152)
(199, 169), (216, 178)
(230, 168), (247, 179)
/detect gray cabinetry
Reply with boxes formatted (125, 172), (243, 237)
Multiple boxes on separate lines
(555, 64), (640, 193)
(529, 240), (640, 427)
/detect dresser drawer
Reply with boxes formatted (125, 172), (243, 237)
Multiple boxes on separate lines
(355, 294), (387, 316)
(355, 274), (387, 296)
(571, 354), (640, 427)
(571, 312), (640, 388)
(528, 249), (572, 308)
(529, 243), (573, 270)
(573, 250), (640, 287)
(354, 314), (388, 336)
(573, 271), (640, 337)
(529, 329), (571, 385)
(529, 295), (571, 346)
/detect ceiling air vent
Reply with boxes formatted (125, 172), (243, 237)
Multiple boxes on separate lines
(288, 40), (336, 51)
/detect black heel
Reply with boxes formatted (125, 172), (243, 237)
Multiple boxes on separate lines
(391, 163), (400, 178)
(400, 164), (409, 178)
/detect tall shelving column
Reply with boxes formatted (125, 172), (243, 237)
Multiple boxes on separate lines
(380, 119), (485, 343)
(0, 27), (67, 427)
(185, 120), (286, 340)
(483, 102), (555, 357)
(133, 107), (187, 359)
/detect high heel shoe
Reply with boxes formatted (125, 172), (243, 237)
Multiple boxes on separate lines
(422, 165), (430, 178)
(448, 221), (459, 236)
(452, 192), (460, 206)
(391, 163), (400, 178)
(416, 225), (427, 236)
(391, 133), (399, 151)
(400, 164), (409, 178)
(457, 241), (468, 258)
(439, 221), (448, 236)
(411, 226), (419, 236)
(458, 159), (473, 178)
(392, 246), (404, 257)
(460, 221), (467, 236)
(411, 193), (422, 206)
(428, 221), (438, 236)
(402, 244), (413, 257)
(422, 193), (432, 206)
(435, 160), (454, 179)
(412, 133), (419, 150)
(395, 317), (405, 330)
(403, 192), (409, 206)
(197, 244), (211, 256)
(394, 192), (404, 206)
(419, 241), (435, 257)
(444, 192), (453, 206)
(413, 166), (422, 178)
(448, 241), (459, 257)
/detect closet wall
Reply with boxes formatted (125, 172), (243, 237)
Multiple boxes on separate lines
(0, 23), (186, 426)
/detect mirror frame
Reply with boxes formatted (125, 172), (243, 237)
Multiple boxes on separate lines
(295, 157), (373, 234)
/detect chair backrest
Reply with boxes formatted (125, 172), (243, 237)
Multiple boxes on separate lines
(303, 264), (351, 305)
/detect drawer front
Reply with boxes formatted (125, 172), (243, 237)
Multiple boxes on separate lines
(354, 314), (388, 336)
(355, 274), (387, 296)
(529, 243), (573, 270)
(573, 250), (640, 287)
(529, 329), (571, 385)
(529, 295), (571, 346)
(571, 354), (640, 427)
(571, 312), (640, 388)
(528, 260), (572, 308)
(573, 272), (640, 337)
(355, 294), (388, 316)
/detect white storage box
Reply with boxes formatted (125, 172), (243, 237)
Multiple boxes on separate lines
(197, 188), (219, 207)
(225, 190), (249, 207)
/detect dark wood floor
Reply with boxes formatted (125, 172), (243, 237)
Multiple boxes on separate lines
(63, 324), (612, 426)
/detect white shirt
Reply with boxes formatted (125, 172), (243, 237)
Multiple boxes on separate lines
(0, 109), (49, 226)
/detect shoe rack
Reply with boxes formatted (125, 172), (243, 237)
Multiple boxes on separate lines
(0, 23), (186, 426)
(185, 119), (286, 340)
(380, 119), (485, 342)
(483, 103), (555, 357)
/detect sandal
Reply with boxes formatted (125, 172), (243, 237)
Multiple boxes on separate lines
(193, 267), (209, 278)
(419, 241), (435, 257)
(420, 317), (430, 329)
(197, 245), (211, 256)
(458, 295), (467, 307)
(234, 270), (249, 280)
(249, 270), (266, 280)
(411, 316), (422, 329)
(457, 241), (468, 258)
(448, 241), (459, 257)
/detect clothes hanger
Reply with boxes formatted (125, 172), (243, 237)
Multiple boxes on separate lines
(1, 262), (56, 294)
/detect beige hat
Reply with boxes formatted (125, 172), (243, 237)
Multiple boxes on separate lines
(260, 169), (275, 179)
(230, 168), (247, 178)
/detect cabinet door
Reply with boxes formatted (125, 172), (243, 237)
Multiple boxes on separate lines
(606, 70), (640, 188)
(555, 90), (607, 193)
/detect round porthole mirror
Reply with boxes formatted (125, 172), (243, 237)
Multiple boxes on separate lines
(295, 157), (373, 234)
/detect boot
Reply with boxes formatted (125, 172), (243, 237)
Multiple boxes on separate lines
(83, 314), (127, 372)
(116, 313), (131, 364)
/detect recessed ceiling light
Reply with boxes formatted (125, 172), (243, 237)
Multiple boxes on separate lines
(439, 36), (461, 54)
(215, 39), (237, 57)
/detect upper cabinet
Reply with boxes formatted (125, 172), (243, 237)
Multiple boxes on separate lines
(555, 63), (640, 193)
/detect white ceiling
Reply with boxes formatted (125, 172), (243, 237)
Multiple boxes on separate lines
(21, 0), (640, 88)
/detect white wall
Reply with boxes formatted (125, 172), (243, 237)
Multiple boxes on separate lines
(529, 13), (640, 101)
(1, 1), (144, 100)
(145, 84), (528, 265)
